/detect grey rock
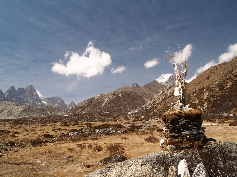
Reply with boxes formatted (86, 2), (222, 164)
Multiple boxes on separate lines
(193, 163), (208, 177)
(100, 154), (127, 165)
(85, 141), (237, 177)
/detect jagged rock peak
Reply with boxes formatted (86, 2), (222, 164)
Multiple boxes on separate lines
(25, 85), (36, 91)
(24, 85), (42, 105)
(0, 89), (6, 101)
(156, 74), (175, 86)
(5, 86), (18, 101)
(132, 83), (140, 88)
(3, 85), (42, 106)
(67, 101), (76, 109)
(42, 96), (68, 110)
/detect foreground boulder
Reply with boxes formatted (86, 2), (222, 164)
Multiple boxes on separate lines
(85, 141), (237, 177)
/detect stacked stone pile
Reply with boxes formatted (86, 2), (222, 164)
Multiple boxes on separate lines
(161, 109), (207, 149)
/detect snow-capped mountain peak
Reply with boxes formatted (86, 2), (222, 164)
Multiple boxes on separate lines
(156, 74), (175, 86)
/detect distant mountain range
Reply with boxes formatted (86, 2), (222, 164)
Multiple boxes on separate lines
(1, 57), (236, 120)
(0, 85), (75, 110)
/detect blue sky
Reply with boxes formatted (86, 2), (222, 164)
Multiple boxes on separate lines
(1, 0), (237, 103)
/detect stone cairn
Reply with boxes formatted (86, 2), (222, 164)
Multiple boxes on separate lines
(161, 46), (207, 150)
(161, 109), (207, 150)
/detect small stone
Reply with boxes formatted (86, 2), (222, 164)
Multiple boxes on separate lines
(160, 139), (166, 148)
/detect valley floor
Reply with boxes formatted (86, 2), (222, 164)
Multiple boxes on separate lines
(0, 117), (236, 177)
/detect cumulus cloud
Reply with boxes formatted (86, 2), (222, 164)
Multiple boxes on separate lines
(144, 58), (159, 68)
(173, 44), (192, 64)
(218, 43), (237, 63)
(111, 66), (126, 74)
(36, 90), (44, 98)
(51, 41), (112, 79)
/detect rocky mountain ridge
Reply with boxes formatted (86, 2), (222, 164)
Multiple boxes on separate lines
(0, 85), (74, 110)
(2, 85), (42, 106)
(69, 86), (158, 121)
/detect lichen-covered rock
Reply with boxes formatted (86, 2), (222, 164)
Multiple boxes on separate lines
(192, 163), (208, 177)
(85, 141), (237, 177)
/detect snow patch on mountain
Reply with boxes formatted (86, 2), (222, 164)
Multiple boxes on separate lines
(156, 74), (175, 86)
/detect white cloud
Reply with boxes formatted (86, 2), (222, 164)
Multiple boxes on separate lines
(129, 46), (142, 51)
(64, 51), (70, 58)
(144, 58), (159, 68)
(187, 60), (217, 83)
(36, 90), (44, 98)
(111, 66), (126, 74)
(218, 43), (237, 63)
(173, 44), (192, 64)
(196, 60), (217, 74)
(51, 41), (112, 79)
(187, 43), (237, 82)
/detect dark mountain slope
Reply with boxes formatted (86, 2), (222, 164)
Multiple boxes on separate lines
(69, 86), (157, 120)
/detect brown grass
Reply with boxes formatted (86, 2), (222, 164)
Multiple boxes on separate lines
(0, 117), (236, 176)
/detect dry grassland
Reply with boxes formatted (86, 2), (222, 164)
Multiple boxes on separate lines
(0, 117), (236, 177)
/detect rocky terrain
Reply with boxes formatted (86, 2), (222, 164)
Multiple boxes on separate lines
(86, 141), (237, 177)
(0, 101), (65, 119)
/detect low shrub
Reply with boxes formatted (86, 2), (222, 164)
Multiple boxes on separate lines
(144, 136), (159, 143)
(106, 143), (125, 155)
